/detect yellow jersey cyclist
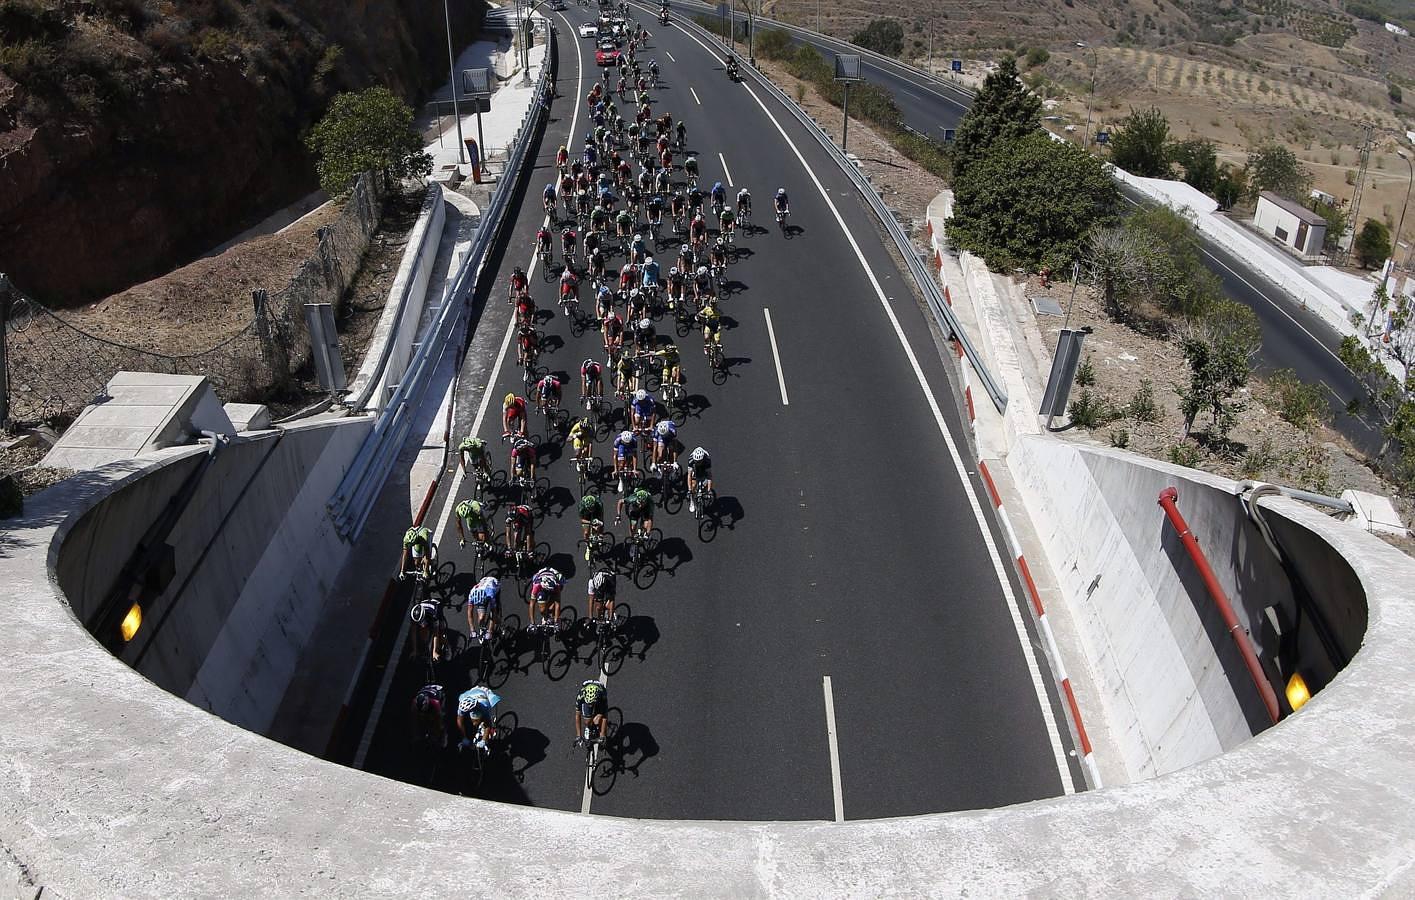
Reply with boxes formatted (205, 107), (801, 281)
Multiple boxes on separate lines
(568, 417), (595, 465)
(466, 575), (501, 642)
(574, 680), (609, 748)
(616, 486), (655, 540)
(399, 525), (433, 581)
(458, 435), (489, 479)
(699, 304), (723, 356)
(454, 498), (490, 549)
(655, 341), (682, 392)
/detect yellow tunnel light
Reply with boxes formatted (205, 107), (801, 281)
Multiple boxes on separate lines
(119, 603), (143, 642)
(1286, 672), (1311, 713)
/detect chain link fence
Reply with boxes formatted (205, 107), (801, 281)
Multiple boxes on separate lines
(2, 171), (386, 430)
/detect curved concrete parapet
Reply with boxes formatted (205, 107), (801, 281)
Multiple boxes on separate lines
(4, 449), (1415, 896)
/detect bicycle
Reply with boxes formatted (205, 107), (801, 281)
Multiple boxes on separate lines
(526, 607), (575, 675)
(587, 601), (630, 673)
(775, 207), (789, 233)
(574, 453), (602, 494)
(656, 459), (681, 502)
(461, 709), (517, 793)
(690, 481), (715, 520)
(618, 518), (652, 569)
(581, 518), (615, 564)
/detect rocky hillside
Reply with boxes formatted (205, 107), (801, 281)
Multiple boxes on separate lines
(0, 0), (485, 306)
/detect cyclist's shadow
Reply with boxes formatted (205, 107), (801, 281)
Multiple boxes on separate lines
(606, 720), (659, 778)
(654, 536), (693, 575)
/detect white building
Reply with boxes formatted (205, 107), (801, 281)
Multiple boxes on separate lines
(1254, 191), (1327, 259)
(1386, 22), (1409, 37)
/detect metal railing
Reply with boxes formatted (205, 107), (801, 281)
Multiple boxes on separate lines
(680, 14), (1008, 412)
(327, 25), (555, 541)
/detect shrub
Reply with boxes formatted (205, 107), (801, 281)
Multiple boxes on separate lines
(1264, 369), (1329, 431)
(1240, 437), (1278, 479)
(756, 27), (793, 59)
(851, 18), (904, 57)
(1068, 388), (1113, 428)
(305, 86), (431, 195)
(1075, 355), (1096, 386)
(1168, 442), (1202, 467)
(1128, 379), (1160, 422)
(1025, 46), (1050, 68)
(1109, 428), (1130, 448)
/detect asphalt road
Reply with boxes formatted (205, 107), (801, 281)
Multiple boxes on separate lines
(683, 3), (1382, 454)
(355, 7), (1083, 819)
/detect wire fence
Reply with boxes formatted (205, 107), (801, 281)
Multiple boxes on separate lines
(1, 171), (386, 430)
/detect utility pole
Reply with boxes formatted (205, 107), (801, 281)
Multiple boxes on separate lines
(443, 0), (467, 163)
(0, 274), (11, 429)
(928, 32), (933, 76)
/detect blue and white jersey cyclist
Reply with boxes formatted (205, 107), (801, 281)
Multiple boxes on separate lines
(456, 686), (501, 751)
(466, 576), (500, 641)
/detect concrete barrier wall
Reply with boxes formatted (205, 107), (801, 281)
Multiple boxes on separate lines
(51, 417), (372, 734)
(347, 184), (447, 412)
(5, 458), (1414, 894)
(1009, 436), (1362, 782)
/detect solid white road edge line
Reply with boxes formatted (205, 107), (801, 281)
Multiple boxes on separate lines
(663, 18), (1076, 792)
(353, 18), (587, 770)
(763, 307), (789, 405)
(823, 675), (845, 822)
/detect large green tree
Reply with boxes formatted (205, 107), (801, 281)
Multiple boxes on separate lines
(1170, 137), (1219, 195)
(1355, 219), (1392, 269)
(1245, 143), (1312, 202)
(851, 18), (904, 57)
(306, 86), (431, 195)
(1108, 106), (1171, 177)
(951, 57), (1041, 181)
(949, 132), (1120, 272)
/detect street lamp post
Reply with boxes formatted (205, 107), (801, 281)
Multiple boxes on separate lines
(444, 0), (467, 164)
(1387, 149), (1413, 295)
(1076, 41), (1097, 149)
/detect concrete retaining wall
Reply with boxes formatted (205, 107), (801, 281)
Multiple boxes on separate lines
(3, 456), (1414, 894)
(51, 416), (372, 734)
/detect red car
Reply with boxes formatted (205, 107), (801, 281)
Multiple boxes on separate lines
(595, 41), (621, 66)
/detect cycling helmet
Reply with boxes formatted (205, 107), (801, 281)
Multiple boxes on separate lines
(645, 255), (654, 264)
(696, 265), (708, 277)
(583, 357), (597, 370)
(619, 430), (634, 443)
(410, 600), (435, 624)
(591, 570), (613, 592)
(638, 317), (652, 331)
(415, 693), (435, 713)
(630, 287), (642, 299)
(715, 237), (725, 247)
(634, 388), (648, 402)
(713, 181), (723, 192)
(656, 420), (672, 436)
(690, 446), (707, 462)
(669, 266), (678, 275)
(458, 694), (480, 715)
(777, 187), (786, 196)
(680, 243), (690, 254)
(514, 266), (524, 276)
(504, 392), (516, 406)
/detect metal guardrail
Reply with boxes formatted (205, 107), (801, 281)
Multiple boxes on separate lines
(678, 14), (1008, 412)
(327, 26), (555, 541)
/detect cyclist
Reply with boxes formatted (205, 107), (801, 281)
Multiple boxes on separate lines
(688, 213), (708, 251)
(602, 309), (625, 360)
(528, 566), (565, 630)
(594, 282), (615, 319)
(515, 291), (536, 330)
(616, 485), (655, 542)
(409, 593), (446, 661)
(774, 187), (790, 222)
(693, 264), (712, 302)
(699, 303), (723, 358)
(669, 191), (687, 230)
(568, 415), (594, 466)
(736, 186), (752, 224)
(466, 575), (501, 642)
(559, 265), (581, 306)
(542, 181), (557, 215)
(725, 54), (739, 80)
(666, 266), (686, 310)
(657, 339), (682, 391)
(574, 679), (609, 748)
(504, 503), (535, 559)
(613, 348), (636, 398)
(561, 226), (578, 264)
(535, 373), (562, 416)
(683, 154), (699, 186)
(516, 323), (539, 371)
(708, 238), (728, 278)
(617, 260), (637, 293)
(581, 357), (604, 405)
(630, 388), (656, 433)
(556, 144), (570, 171)
(590, 203), (609, 236)
(710, 181), (726, 214)
(651, 419), (678, 471)
(629, 232), (648, 264)
(454, 497), (490, 549)
(502, 392), (528, 438)
(587, 569), (617, 627)
(411, 684), (447, 748)
(578, 493), (606, 560)
(456, 685), (502, 752)
(654, 168), (672, 195)
(509, 435), (537, 484)
(674, 119), (686, 149)
(686, 446), (713, 513)
(588, 245), (607, 283)
(612, 429), (639, 490)
(641, 254), (661, 295)
(687, 183), (705, 217)
(509, 265), (529, 304)
(400, 525), (433, 581)
(458, 434), (489, 477)
(718, 202), (736, 242)
(537, 225), (554, 262)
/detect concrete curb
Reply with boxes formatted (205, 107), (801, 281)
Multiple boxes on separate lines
(977, 458), (1101, 789)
